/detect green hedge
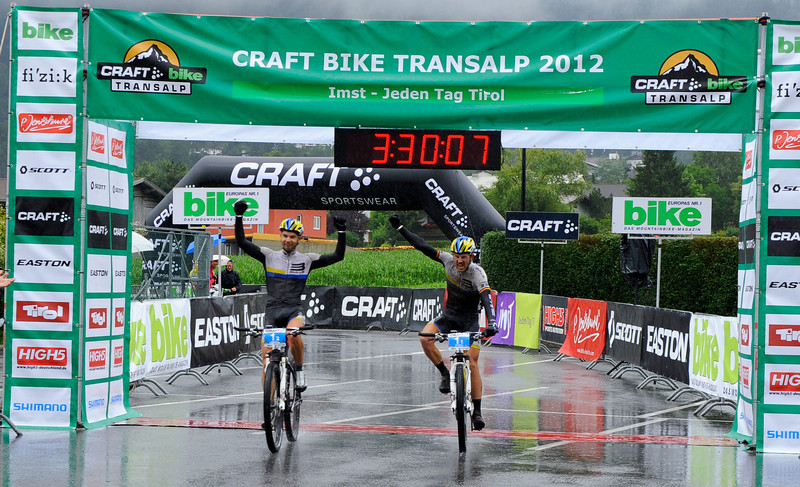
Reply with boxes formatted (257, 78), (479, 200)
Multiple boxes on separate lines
(480, 231), (737, 316)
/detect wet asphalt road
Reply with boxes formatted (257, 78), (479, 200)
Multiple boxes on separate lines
(3, 329), (800, 486)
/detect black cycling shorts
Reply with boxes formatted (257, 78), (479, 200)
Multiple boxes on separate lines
(431, 311), (480, 334)
(264, 305), (305, 329)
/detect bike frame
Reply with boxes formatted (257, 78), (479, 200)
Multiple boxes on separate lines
(449, 350), (473, 418)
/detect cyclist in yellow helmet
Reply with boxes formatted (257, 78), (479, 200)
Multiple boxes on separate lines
(389, 214), (497, 431)
(234, 202), (347, 392)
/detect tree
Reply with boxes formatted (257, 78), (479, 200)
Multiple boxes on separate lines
(133, 159), (189, 192)
(685, 151), (742, 232)
(484, 149), (591, 214)
(627, 150), (694, 197)
(327, 210), (369, 246)
(592, 158), (629, 184)
(368, 210), (427, 246)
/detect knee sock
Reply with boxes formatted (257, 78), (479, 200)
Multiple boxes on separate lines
(435, 360), (448, 377)
(473, 398), (482, 414)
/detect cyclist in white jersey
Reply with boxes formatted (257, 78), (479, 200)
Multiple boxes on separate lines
(390, 214), (497, 430)
(234, 200), (347, 391)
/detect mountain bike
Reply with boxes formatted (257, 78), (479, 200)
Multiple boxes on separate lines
(419, 330), (485, 453)
(235, 325), (313, 453)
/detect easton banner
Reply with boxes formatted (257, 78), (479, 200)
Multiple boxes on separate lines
(640, 308), (692, 384)
(85, 10), (757, 134)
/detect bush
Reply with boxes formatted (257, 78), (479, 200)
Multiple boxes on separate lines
(481, 231), (737, 316)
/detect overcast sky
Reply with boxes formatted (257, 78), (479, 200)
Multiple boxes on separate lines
(7, 0), (800, 21)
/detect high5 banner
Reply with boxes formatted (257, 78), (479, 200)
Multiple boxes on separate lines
(85, 9), (758, 134)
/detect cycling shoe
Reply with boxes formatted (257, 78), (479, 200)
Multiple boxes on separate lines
(472, 413), (485, 431)
(439, 375), (450, 394)
(295, 371), (307, 392)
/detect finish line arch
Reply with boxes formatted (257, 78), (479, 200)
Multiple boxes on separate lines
(6, 6), (797, 454)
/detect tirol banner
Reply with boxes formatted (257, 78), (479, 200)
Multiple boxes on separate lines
(86, 10), (757, 134)
(144, 157), (505, 242)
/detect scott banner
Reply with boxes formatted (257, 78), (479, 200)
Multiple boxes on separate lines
(86, 10), (757, 134)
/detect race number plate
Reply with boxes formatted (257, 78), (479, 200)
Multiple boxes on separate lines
(448, 332), (471, 350)
(263, 328), (287, 346)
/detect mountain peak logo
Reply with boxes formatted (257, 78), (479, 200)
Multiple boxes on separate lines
(96, 39), (207, 95)
(631, 49), (747, 105)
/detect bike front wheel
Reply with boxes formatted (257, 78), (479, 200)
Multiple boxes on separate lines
(454, 362), (468, 453)
(264, 362), (283, 452)
(284, 367), (301, 441)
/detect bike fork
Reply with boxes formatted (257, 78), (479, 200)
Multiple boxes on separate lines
(449, 357), (473, 416)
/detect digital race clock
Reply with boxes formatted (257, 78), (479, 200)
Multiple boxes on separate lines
(334, 128), (502, 170)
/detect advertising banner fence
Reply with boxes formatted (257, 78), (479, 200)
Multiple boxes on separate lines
(540, 295), (569, 345)
(605, 302), (646, 365)
(129, 299), (192, 382)
(689, 314), (739, 402)
(640, 308), (691, 384)
(559, 298), (606, 361)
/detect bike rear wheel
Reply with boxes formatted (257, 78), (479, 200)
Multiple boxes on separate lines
(284, 366), (301, 441)
(264, 362), (283, 452)
(454, 362), (468, 453)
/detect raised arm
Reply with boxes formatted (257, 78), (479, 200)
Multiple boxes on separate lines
(389, 214), (438, 260)
(312, 216), (347, 269)
(234, 200), (266, 267)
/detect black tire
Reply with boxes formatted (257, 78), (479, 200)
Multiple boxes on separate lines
(284, 366), (301, 441)
(264, 362), (283, 453)
(455, 362), (468, 453)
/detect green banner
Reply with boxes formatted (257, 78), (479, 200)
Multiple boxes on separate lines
(86, 10), (758, 133)
(514, 293), (542, 349)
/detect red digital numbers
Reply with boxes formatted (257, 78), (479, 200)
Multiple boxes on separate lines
(335, 128), (501, 170)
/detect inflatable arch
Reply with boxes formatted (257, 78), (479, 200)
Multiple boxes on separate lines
(145, 156), (505, 242)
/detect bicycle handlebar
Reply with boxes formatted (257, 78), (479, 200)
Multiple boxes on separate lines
(234, 325), (315, 337)
(418, 331), (485, 343)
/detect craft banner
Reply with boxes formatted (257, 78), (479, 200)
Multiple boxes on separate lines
(87, 10), (757, 134)
(333, 286), (414, 331)
(540, 295), (569, 345)
(640, 308), (691, 383)
(605, 302), (647, 365)
(689, 314), (739, 402)
(559, 298), (606, 361)
(407, 288), (445, 332)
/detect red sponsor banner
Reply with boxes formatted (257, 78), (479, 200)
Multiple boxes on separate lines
(114, 306), (125, 330)
(16, 300), (70, 324)
(111, 138), (124, 159)
(88, 347), (107, 368)
(741, 363), (751, 388)
(88, 308), (108, 330)
(113, 345), (124, 366)
(744, 147), (753, 171)
(769, 324), (800, 347)
(90, 131), (105, 153)
(17, 346), (69, 367)
(741, 321), (751, 347)
(770, 372), (800, 392)
(18, 113), (74, 133)
(558, 298), (607, 361)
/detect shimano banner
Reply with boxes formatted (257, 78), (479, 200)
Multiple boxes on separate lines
(145, 157), (505, 242)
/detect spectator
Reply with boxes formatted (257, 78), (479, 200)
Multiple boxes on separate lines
(221, 260), (242, 295)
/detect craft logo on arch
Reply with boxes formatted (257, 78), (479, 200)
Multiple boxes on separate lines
(96, 40), (207, 95)
(630, 50), (747, 105)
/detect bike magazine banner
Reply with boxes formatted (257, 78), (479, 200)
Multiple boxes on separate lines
(129, 300), (192, 382)
(640, 308), (691, 384)
(605, 302), (646, 365)
(86, 10), (756, 134)
(81, 119), (137, 427)
(541, 295), (569, 345)
(689, 314), (739, 402)
(559, 298), (606, 361)
(4, 7), (83, 428)
(754, 20), (800, 453)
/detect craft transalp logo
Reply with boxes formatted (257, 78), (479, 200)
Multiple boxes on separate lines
(96, 39), (207, 95)
(630, 50), (747, 105)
